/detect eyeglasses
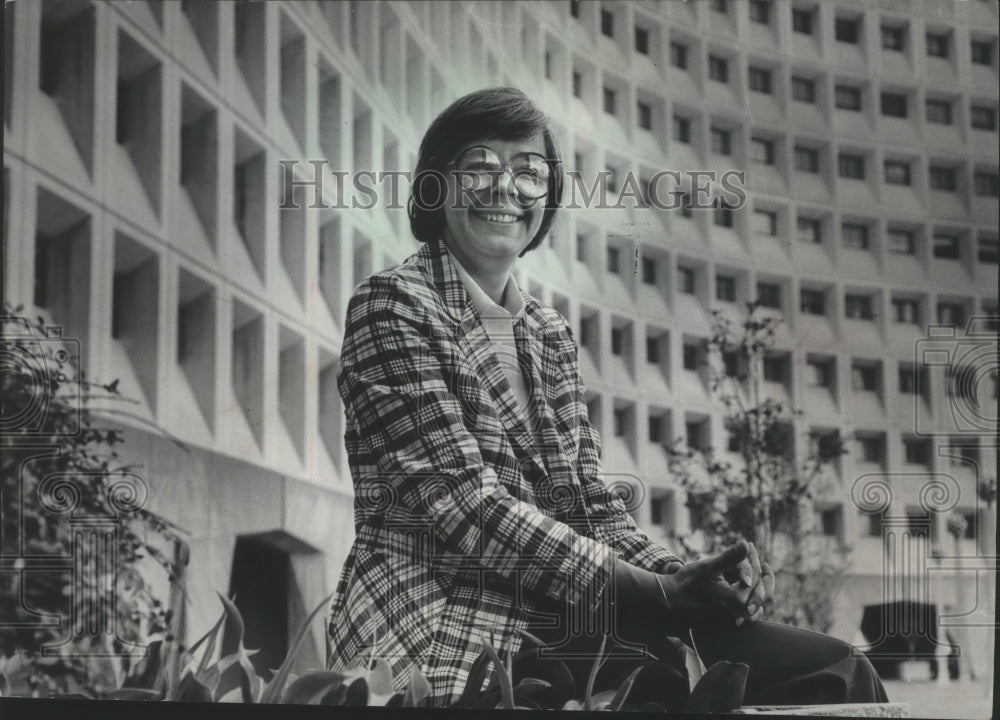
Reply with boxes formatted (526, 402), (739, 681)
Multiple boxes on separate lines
(449, 146), (553, 200)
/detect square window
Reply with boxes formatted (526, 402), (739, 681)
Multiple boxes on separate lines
(749, 0), (770, 24)
(792, 8), (813, 35)
(797, 217), (822, 244)
(971, 105), (997, 131)
(603, 87), (616, 114)
(835, 85), (862, 111)
(845, 294), (874, 320)
(881, 92), (908, 118)
(974, 171), (999, 197)
(757, 282), (781, 308)
(601, 9), (614, 37)
(887, 229), (915, 255)
(971, 40), (993, 66)
(838, 153), (865, 179)
(635, 26), (649, 55)
(727, 432), (741, 453)
(711, 0), (728, 13)
(751, 137), (774, 165)
(607, 245), (620, 273)
(794, 146), (819, 173)
(859, 436), (883, 463)
(642, 256), (657, 284)
(929, 166), (957, 192)
(763, 355), (785, 382)
(753, 209), (778, 236)
(979, 237), (999, 264)
(716, 275), (736, 302)
(806, 358), (831, 387)
(683, 343), (699, 370)
(723, 351), (740, 377)
(709, 55), (729, 83)
(673, 115), (691, 143)
(842, 222), (869, 250)
(670, 42), (688, 69)
(714, 206), (734, 227)
(926, 33), (949, 58)
(800, 289), (827, 315)
(926, 99), (952, 125)
(933, 233), (960, 259)
(835, 17), (860, 44)
(852, 363), (879, 392)
(904, 437), (929, 465)
(679, 266), (696, 294)
(937, 302), (965, 325)
(791, 76), (816, 103)
(892, 298), (920, 324)
(749, 66), (772, 94)
(638, 101), (653, 130)
(820, 507), (841, 537)
(884, 160), (911, 186)
(881, 25), (905, 52)
(711, 127), (731, 155)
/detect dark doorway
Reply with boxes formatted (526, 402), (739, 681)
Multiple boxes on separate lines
(228, 535), (291, 679)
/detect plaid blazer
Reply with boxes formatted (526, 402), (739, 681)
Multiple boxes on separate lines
(327, 239), (680, 706)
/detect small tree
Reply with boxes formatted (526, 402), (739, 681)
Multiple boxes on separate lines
(665, 305), (849, 632)
(1, 305), (185, 695)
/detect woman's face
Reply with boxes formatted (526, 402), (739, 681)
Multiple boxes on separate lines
(440, 134), (548, 272)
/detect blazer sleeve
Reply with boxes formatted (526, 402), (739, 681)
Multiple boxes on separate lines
(337, 275), (617, 609)
(560, 322), (684, 574)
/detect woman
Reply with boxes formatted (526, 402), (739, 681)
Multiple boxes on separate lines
(326, 87), (888, 708)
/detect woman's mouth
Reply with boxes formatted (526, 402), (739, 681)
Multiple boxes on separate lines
(471, 209), (523, 224)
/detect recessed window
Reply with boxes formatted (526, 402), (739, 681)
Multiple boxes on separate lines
(711, 0), (728, 13)
(881, 25), (905, 52)
(716, 275), (736, 302)
(672, 115), (691, 144)
(851, 362), (879, 392)
(926, 99), (952, 125)
(749, 66), (772, 94)
(792, 8), (813, 35)
(797, 217), (822, 244)
(971, 105), (997, 131)
(859, 436), (883, 464)
(835, 85), (862, 111)
(794, 146), (819, 173)
(791, 76), (816, 103)
(887, 229), (915, 255)
(974, 171), (1000, 197)
(753, 209), (778, 236)
(635, 26), (649, 55)
(898, 365), (918, 394)
(979, 237), (999, 264)
(845, 293), (875, 320)
(835, 17), (860, 44)
(679, 191), (693, 218)
(637, 101), (653, 130)
(842, 222), (869, 250)
(838, 153), (865, 179)
(575, 234), (586, 262)
(679, 266), (696, 294)
(763, 355), (786, 382)
(710, 127), (732, 155)
(611, 326), (623, 355)
(613, 407), (627, 437)
(937, 301), (965, 325)
(749, 0), (770, 24)
(800, 289), (827, 316)
(603, 87), (616, 114)
(722, 351), (740, 377)
(892, 298), (920, 324)
(607, 245), (620, 273)
(751, 137), (774, 165)
(601, 8), (614, 37)
(903, 437), (929, 465)
(819, 507), (842, 537)
(572, 71), (582, 98)
(570, 0), (579, 18)
(648, 415), (664, 443)
(929, 166), (957, 192)
(881, 92), (908, 118)
(682, 343), (700, 371)
(646, 335), (660, 363)
(926, 32), (949, 58)
(806, 358), (832, 387)
(642, 256), (657, 284)
(757, 282), (781, 309)
(714, 205), (734, 227)
(708, 55), (729, 83)
(670, 41), (688, 69)
(933, 233), (961, 260)
(884, 160), (911, 186)
(971, 40), (994, 66)
(605, 166), (618, 194)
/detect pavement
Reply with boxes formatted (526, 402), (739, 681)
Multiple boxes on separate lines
(881, 679), (993, 720)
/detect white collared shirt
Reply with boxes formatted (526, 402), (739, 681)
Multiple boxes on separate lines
(445, 246), (534, 424)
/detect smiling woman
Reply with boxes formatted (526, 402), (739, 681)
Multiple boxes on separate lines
(325, 87), (889, 709)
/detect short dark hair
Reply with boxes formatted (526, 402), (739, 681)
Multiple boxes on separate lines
(407, 87), (563, 255)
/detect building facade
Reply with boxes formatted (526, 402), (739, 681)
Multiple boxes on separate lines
(3, 0), (997, 676)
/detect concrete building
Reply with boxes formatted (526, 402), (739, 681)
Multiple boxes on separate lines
(3, 0), (996, 679)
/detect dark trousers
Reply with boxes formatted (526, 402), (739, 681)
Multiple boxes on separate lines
(524, 615), (889, 709)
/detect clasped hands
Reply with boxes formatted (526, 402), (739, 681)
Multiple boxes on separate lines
(657, 540), (775, 630)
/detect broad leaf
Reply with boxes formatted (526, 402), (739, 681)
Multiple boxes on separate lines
(684, 660), (749, 713)
(343, 676), (369, 706)
(122, 640), (162, 690)
(402, 663), (431, 708)
(172, 672), (213, 703)
(456, 649), (492, 707)
(259, 590), (336, 704)
(367, 658), (394, 705)
(583, 634), (607, 711)
(562, 698), (583, 710)
(668, 634), (706, 691)
(482, 640), (515, 710)
(607, 664), (645, 711)
(279, 670), (347, 705)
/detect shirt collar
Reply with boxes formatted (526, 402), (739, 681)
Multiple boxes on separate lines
(444, 245), (525, 321)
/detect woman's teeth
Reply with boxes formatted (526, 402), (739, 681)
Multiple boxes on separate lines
(474, 211), (521, 224)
